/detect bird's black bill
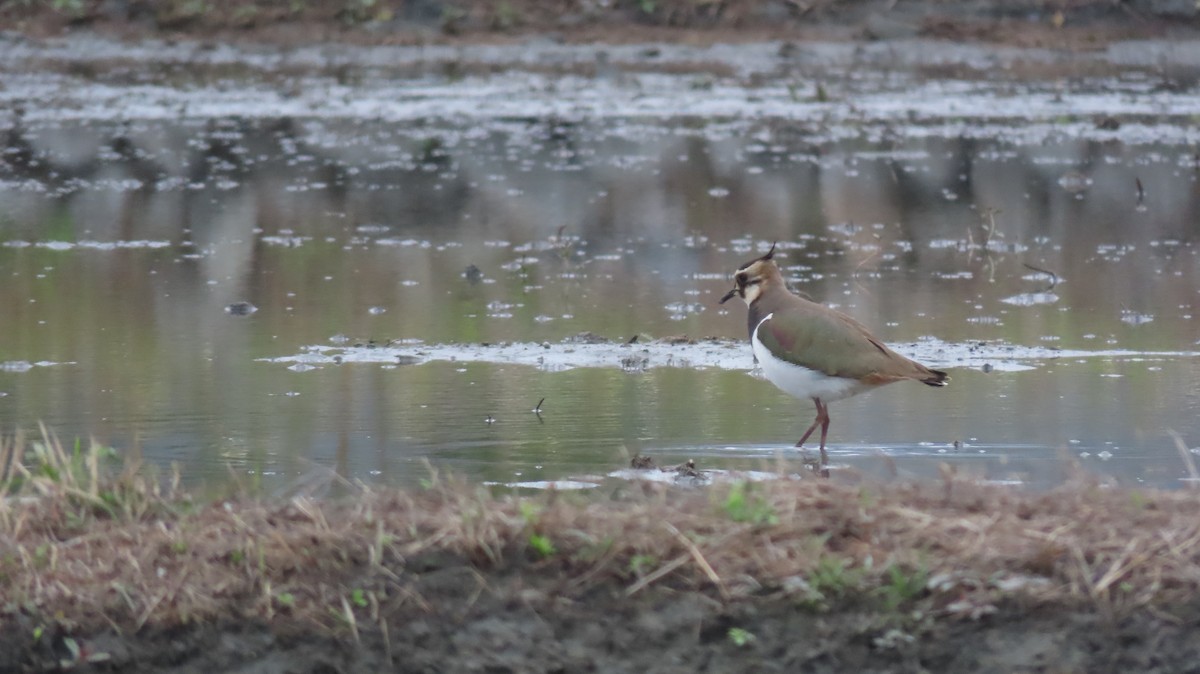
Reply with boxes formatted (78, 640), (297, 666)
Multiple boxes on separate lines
(719, 288), (738, 304)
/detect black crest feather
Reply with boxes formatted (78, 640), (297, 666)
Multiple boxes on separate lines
(737, 242), (778, 271)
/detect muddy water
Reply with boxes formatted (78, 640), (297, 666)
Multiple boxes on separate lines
(1, 37), (1199, 490)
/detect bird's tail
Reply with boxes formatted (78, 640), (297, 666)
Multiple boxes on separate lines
(921, 369), (950, 387)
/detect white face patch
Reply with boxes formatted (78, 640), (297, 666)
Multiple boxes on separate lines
(729, 260), (768, 304)
(740, 281), (763, 305)
(733, 259), (772, 305)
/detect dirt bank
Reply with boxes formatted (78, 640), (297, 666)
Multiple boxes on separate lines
(3, 0), (1199, 48)
(5, 438), (1200, 672)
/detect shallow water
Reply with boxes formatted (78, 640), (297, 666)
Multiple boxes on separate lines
(1, 36), (1199, 490)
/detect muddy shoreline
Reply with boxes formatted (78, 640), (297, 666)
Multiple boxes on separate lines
(4, 0), (1200, 49)
(8, 445), (1200, 673)
(16, 572), (1200, 674)
(7, 436), (1200, 673)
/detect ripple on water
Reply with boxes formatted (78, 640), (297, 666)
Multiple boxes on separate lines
(1000, 292), (1060, 306)
(0, 360), (76, 371)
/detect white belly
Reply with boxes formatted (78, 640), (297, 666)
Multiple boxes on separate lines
(751, 313), (869, 403)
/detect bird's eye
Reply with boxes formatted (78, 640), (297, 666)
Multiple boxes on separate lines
(735, 272), (748, 286)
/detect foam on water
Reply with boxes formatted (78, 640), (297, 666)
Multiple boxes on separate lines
(260, 337), (1200, 374)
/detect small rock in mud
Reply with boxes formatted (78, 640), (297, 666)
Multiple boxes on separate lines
(565, 331), (611, 344)
(670, 459), (699, 476)
(630, 454), (657, 470)
(629, 455), (708, 484)
(462, 264), (483, 284)
(224, 301), (258, 316)
(667, 459), (709, 485)
(1057, 170), (1092, 193)
(620, 354), (649, 372)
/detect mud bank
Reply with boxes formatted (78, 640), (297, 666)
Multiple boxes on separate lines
(6, 438), (1200, 673)
(15, 573), (1200, 673)
(4, 0), (1200, 48)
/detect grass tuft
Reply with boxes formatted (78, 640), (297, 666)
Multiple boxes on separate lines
(2, 426), (182, 529)
(727, 626), (756, 647)
(721, 480), (778, 526)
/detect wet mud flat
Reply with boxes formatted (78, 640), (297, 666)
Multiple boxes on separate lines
(3, 0), (1199, 50)
(6, 440), (1200, 674)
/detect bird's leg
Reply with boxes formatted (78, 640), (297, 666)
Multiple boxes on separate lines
(797, 397), (832, 477)
(815, 400), (831, 477)
(794, 415), (821, 448)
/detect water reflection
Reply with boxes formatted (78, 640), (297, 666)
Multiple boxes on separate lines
(1, 112), (1198, 490)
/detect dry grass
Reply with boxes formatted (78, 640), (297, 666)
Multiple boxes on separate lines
(4, 428), (1200, 645)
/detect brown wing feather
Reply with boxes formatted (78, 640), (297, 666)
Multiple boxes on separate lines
(757, 294), (947, 385)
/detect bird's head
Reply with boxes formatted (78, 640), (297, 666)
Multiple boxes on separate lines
(719, 243), (781, 306)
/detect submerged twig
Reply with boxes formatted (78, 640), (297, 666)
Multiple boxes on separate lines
(980, 207), (1000, 250)
(850, 249), (880, 297)
(1022, 262), (1060, 292)
(1169, 430), (1199, 487)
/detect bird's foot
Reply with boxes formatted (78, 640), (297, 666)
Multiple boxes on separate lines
(799, 447), (831, 478)
(799, 448), (820, 469)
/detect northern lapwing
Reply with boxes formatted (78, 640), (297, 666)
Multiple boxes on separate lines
(719, 244), (948, 471)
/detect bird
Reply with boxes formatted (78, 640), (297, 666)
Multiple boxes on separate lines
(719, 243), (948, 473)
